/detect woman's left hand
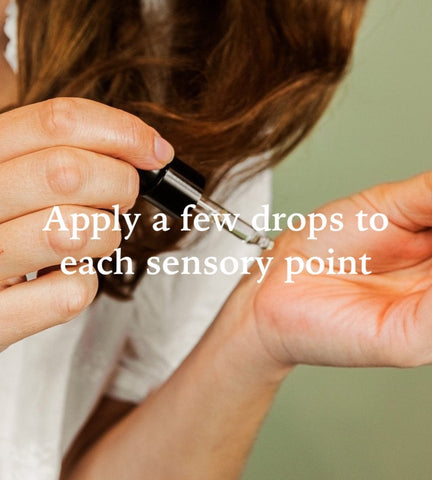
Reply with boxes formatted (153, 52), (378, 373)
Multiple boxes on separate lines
(229, 171), (432, 375)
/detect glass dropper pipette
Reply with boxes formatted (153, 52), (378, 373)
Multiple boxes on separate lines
(138, 156), (274, 250)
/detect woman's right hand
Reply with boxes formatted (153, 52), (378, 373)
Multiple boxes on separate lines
(0, 97), (174, 351)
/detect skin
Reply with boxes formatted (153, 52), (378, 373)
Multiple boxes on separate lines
(3, 4), (432, 479)
(63, 172), (432, 479)
(252, 180), (432, 369)
(0, 98), (175, 350)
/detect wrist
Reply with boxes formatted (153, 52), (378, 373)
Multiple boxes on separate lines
(203, 276), (293, 395)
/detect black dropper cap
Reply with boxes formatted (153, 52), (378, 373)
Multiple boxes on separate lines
(138, 157), (205, 218)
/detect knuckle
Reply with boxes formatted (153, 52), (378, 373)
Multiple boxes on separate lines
(46, 228), (88, 256)
(43, 207), (122, 259)
(44, 147), (84, 196)
(44, 207), (89, 256)
(39, 98), (79, 139)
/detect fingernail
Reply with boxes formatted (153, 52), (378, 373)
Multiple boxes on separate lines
(154, 136), (174, 166)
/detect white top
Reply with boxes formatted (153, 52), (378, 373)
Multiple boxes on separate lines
(1, 3), (273, 479)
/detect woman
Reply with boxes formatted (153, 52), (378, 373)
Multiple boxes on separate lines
(2, 1), (432, 479)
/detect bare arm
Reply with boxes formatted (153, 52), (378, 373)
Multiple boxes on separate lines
(64, 168), (432, 478)
(64, 275), (292, 480)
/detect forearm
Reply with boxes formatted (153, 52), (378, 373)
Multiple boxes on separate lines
(66, 280), (292, 480)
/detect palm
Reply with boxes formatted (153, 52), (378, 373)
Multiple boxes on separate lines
(253, 184), (432, 368)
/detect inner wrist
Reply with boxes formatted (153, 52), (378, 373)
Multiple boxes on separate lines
(201, 286), (293, 395)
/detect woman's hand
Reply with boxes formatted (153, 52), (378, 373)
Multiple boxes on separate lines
(0, 97), (174, 351)
(239, 171), (432, 372)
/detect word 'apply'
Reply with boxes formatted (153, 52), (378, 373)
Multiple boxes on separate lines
(42, 205), (141, 241)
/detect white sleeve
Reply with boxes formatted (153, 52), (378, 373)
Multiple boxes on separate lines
(106, 169), (272, 403)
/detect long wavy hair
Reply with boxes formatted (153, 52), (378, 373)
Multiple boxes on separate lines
(15, 0), (368, 298)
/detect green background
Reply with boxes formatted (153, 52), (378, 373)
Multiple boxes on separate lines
(244, 1), (432, 479)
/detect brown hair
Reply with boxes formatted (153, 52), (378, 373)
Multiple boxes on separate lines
(15, 0), (367, 298)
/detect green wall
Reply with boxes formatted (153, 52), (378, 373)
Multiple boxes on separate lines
(244, 1), (432, 479)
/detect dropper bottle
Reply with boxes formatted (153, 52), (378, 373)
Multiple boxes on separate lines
(138, 157), (274, 250)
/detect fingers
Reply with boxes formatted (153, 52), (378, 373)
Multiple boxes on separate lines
(0, 98), (174, 169)
(286, 169), (432, 269)
(358, 171), (432, 232)
(0, 268), (98, 349)
(0, 146), (140, 223)
(0, 98), (173, 350)
(0, 206), (122, 280)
